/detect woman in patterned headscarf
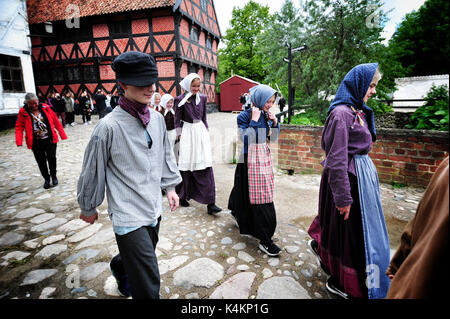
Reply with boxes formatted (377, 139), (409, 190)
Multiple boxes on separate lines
(228, 84), (281, 256)
(174, 73), (222, 215)
(307, 63), (390, 299)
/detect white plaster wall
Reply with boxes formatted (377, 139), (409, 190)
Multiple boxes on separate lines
(0, 0), (35, 115)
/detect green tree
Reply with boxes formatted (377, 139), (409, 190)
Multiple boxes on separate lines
(259, 0), (392, 119)
(388, 0), (449, 76)
(406, 85), (449, 131)
(216, 1), (271, 90)
(257, 0), (304, 98)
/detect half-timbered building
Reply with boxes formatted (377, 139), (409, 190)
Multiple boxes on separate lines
(26, 0), (221, 106)
(0, 0), (35, 122)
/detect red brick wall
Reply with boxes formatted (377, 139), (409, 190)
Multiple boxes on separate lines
(99, 64), (115, 80)
(156, 59), (175, 78)
(277, 125), (449, 188)
(93, 24), (109, 38)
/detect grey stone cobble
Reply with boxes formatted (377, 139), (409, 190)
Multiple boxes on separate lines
(0, 114), (424, 299)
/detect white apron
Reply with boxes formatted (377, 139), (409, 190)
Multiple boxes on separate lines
(167, 129), (178, 163)
(178, 121), (212, 171)
(167, 129), (177, 149)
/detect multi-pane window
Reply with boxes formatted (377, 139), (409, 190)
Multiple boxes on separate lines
(34, 67), (50, 84)
(50, 67), (64, 83)
(66, 67), (81, 82)
(81, 65), (99, 82)
(200, 0), (208, 11)
(109, 20), (130, 37)
(206, 37), (212, 50)
(41, 20), (92, 45)
(35, 65), (96, 84)
(204, 69), (210, 82)
(190, 26), (199, 42)
(72, 20), (92, 40)
(0, 54), (25, 93)
(188, 63), (198, 74)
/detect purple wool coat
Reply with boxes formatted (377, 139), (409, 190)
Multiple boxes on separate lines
(321, 105), (373, 207)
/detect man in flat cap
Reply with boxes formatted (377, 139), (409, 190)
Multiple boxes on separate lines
(77, 51), (181, 299)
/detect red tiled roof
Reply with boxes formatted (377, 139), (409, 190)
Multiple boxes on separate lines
(26, 0), (176, 24)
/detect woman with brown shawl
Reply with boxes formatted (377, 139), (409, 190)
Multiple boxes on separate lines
(386, 157), (449, 298)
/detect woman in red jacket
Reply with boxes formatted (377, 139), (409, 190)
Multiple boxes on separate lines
(15, 93), (67, 189)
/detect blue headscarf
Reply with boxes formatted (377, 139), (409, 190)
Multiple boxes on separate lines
(249, 84), (277, 109)
(329, 63), (379, 141)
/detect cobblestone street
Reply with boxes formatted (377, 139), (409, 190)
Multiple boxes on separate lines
(0, 112), (425, 299)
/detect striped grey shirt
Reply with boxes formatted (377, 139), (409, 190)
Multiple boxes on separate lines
(77, 107), (182, 227)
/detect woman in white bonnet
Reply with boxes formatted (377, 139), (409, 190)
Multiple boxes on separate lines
(174, 73), (222, 215)
(149, 92), (162, 113)
(160, 94), (177, 155)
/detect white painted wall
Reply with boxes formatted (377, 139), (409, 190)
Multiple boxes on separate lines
(393, 74), (449, 112)
(0, 0), (35, 116)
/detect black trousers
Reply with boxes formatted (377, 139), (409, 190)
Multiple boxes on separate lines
(31, 138), (57, 181)
(114, 220), (161, 299)
(66, 111), (74, 124)
(98, 107), (107, 119)
(82, 110), (91, 122)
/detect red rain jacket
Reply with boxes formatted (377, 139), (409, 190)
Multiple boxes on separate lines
(15, 103), (67, 149)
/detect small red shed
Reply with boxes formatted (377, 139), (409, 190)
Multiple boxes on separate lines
(219, 75), (259, 111)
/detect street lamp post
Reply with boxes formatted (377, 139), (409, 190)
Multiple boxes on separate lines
(288, 43), (292, 124)
(283, 43), (307, 124)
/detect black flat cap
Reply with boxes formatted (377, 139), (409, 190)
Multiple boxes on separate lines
(111, 51), (158, 87)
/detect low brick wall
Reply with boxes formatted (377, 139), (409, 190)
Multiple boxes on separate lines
(276, 125), (449, 188)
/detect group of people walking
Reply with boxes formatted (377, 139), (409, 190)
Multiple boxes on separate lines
(38, 88), (117, 127)
(14, 89), (114, 190)
(14, 50), (447, 300)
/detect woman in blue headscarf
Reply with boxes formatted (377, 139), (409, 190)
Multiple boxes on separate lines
(307, 63), (390, 299)
(228, 84), (282, 256)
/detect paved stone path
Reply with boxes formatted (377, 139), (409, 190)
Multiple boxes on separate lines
(0, 113), (425, 299)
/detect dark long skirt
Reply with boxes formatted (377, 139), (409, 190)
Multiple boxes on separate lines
(308, 170), (368, 298)
(176, 167), (216, 205)
(228, 154), (276, 245)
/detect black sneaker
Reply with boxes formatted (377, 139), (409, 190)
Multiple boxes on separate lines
(308, 239), (331, 276)
(110, 256), (131, 297)
(259, 242), (281, 256)
(43, 180), (51, 189)
(207, 203), (222, 215)
(180, 199), (190, 207)
(326, 277), (349, 299)
(51, 176), (58, 186)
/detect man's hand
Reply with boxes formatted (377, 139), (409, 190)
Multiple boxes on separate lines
(267, 111), (277, 126)
(79, 211), (99, 224)
(336, 205), (351, 220)
(166, 190), (179, 212)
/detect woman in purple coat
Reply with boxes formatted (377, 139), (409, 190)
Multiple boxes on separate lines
(308, 63), (390, 299)
(174, 73), (222, 215)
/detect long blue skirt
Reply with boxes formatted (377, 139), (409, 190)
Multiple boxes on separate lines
(354, 154), (390, 299)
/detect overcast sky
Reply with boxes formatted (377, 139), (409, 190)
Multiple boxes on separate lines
(214, 0), (426, 47)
